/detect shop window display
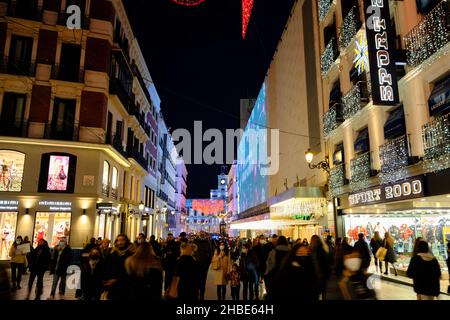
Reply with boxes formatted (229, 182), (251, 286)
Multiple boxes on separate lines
(33, 212), (71, 247)
(344, 213), (450, 273)
(0, 150), (25, 192)
(0, 212), (17, 260)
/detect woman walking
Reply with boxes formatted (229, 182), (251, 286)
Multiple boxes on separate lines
(80, 247), (105, 300)
(383, 232), (397, 276)
(9, 235), (26, 290)
(370, 232), (383, 273)
(212, 241), (230, 300)
(26, 239), (51, 300)
(125, 242), (163, 300)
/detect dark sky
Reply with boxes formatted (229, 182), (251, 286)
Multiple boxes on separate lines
(123, 0), (295, 198)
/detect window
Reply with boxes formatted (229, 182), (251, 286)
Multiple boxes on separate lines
(0, 150), (25, 192)
(0, 93), (26, 136)
(111, 167), (118, 198)
(130, 176), (135, 201)
(51, 98), (76, 140)
(333, 143), (344, 165)
(102, 161), (110, 196)
(8, 35), (33, 75)
(116, 120), (123, 139)
(57, 43), (81, 82)
(354, 128), (370, 155)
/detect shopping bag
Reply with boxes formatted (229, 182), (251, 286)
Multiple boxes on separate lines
(375, 247), (387, 261)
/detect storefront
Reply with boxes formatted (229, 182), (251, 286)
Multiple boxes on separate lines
(32, 201), (72, 247)
(96, 203), (121, 241)
(338, 170), (450, 278)
(0, 200), (19, 260)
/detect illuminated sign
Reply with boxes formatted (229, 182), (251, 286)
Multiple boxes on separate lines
(363, 0), (399, 105)
(38, 201), (72, 211)
(0, 200), (19, 211)
(348, 176), (424, 207)
(190, 199), (224, 215)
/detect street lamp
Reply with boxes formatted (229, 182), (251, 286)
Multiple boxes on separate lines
(139, 201), (145, 212)
(305, 149), (330, 173)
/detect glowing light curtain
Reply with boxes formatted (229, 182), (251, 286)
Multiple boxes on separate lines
(242, 0), (254, 39)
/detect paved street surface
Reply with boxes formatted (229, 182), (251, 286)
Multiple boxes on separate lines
(8, 267), (450, 301)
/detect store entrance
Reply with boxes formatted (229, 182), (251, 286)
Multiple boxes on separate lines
(0, 212), (18, 260)
(33, 212), (71, 248)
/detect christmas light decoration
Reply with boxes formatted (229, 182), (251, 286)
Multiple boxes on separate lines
(171, 0), (206, 6)
(353, 33), (369, 75)
(350, 152), (371, 192)
(323, 103), (343, 136)
(422, 112), (450, 173)
(339, 6), (360, 51)
(379, 135), (409, 185)
(318, 0), (333, 21)
(321, 37), (338, 76)
(329, 163), (345, 198)
(404, 0), (449, 67)
(342, 81), (370, 120)
(242, 0), (254, 39)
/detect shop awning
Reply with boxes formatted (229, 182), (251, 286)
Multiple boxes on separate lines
(384, 106), (405, 139)
(354, 128), (369, 154)
(428, 76), (450, 116)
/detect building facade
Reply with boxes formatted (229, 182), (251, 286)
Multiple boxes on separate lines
(0, 0), (161, 258)
(175, 156), (187, 235)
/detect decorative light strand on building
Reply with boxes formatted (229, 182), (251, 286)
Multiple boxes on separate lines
(404, 0), (449, 67)
(318, 0), (333, 22)
(323, 103), (342, 136)
(242, 0), (254, 39)
(339, 5), (360, 51)
(342, 81), (370, 120)
(379, 135), (409, 185)
(422, 112), (450, 173)
(350, 152), (371, 192)
(321, 37), (338, 75)
(329, 163), (345, 198)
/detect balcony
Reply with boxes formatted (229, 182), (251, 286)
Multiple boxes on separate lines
(321, 37), (339, 76)
(339, 6), (361, 51)
(111, 187), (118, 200)
(51, 64), (84, 83)
(7, 1), (42, 21)
(323, 103), (343, 136)
(422, 112), (450, 172)
(44, 123), (79, 141)
(318, 0), (333, 22)
(329, 163), (345, 197)
(342, 81), (371, 120)
(0, 120), (28, 137)
(109, 78), (132, 110)
(404, 0), (450, 67)
(379, 135), (409, 184)
(0, 56), (36, 77)
(111, 134), (127, 158)
(126, 147), (148, 171)
(350, 151), (371, 192)
(102, 183), (110, 197)
(131, 63), (152, 106)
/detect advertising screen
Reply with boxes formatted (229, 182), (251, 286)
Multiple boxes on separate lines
(47, 155), (70, 191)
(0, 151), (25, 192)
(237, 83), (268, 213)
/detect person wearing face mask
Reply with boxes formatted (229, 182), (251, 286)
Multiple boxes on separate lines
(253, 235), (269, 287)
(48, 237), (72, 300)
(9, 235), (26, 290)
(338, 249), (376, 300)
(26, 239), (51, 300)
(212, 241), (231, 300)
(80, 247), (105, 300)
(239, 243), (259, 300)
(269, 243), (319, 300)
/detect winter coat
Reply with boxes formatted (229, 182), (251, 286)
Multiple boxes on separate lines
(253, 244), (268, 275)
(239, 251), (259, 282)
(175, 255), (199, 301)
(382, 239), (397, 263)
(193, 238), (213, 267)
(9, 245), (27, 264)
(105, 246), (134, 300)
(28, 244), (51, 273)
(266, 245), (290, 275)
(50, 245), (72, 275)
(162, 240), (181, 271)
(81, 258), (105, 300)
(354, 239), (371, 269)
(212, 253), (231, 285)
(407, 253), (441, 297)
(127, 266), (163, 300)
(150, 240), (162, 257)
(369, 238), (383, 257)
(311, 247), (332, 292)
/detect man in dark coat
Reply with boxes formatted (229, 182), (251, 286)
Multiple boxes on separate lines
(80, 247), (105, 300)
(174, 242), (199, 301)
(193, 230), (212, 300)
(48, 237), (72, 300)
(150, 235), (162, 257)
(26, 239), (51, 300)
(162, 233), (181, 291)
(354, 233), (371, 271)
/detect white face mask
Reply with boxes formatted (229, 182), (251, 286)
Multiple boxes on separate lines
(259, 240), (266, 245)
(241, 248), (248, 254)
(344, 258), (362, 272)
(219, 246), (225, 251)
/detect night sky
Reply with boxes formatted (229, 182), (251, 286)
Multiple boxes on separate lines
(123, 0), (295, 198)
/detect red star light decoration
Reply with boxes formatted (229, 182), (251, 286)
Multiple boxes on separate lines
(242, 0), (254, 39)
(171, 0), (206, 6)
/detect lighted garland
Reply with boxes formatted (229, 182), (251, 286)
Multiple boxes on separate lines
(329, 163), (345, 197)
(242, 0), (254, 39)
(422, 112), (450, 173)
(171, 0), (206, 6)
(339, 6), (359, 51)
(404, 0), (449, 66)
(379, 135), (409, 184)
(323, 103), (342, 136)
(321, 37), (338, 76)
(350, 152), (371, 192)
(319, 0), (333, 22)
(342, 84), (361, 120)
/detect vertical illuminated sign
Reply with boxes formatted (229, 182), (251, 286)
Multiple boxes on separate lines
(364, 0), (399, 105)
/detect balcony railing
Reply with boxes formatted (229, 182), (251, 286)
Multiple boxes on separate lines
(44, 123), (79, 141)
(350, 151), (371, 192)
(102, 183), (110, 197)
(323, 103), (343, 136)
(422, 112), (450, 172)
(0, 120), (28, 137)
(319, 0), (333, 21)
(404, 0), (450, 67)
(379, 135), (409, 184)
(111, 187), (118, 200)
(111, 134), (127, 158)
(0, 56), (36, 77)
(321, 37), (339, 75)
(7, 1), (42, 21)
(329, 163), (345, 197)
(110, 77), (133, 110)
(127, 148), (148, 171)
(342, 81), (371, 120)
(51, 64), (84, 83)
(339, 6), (361, 51)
